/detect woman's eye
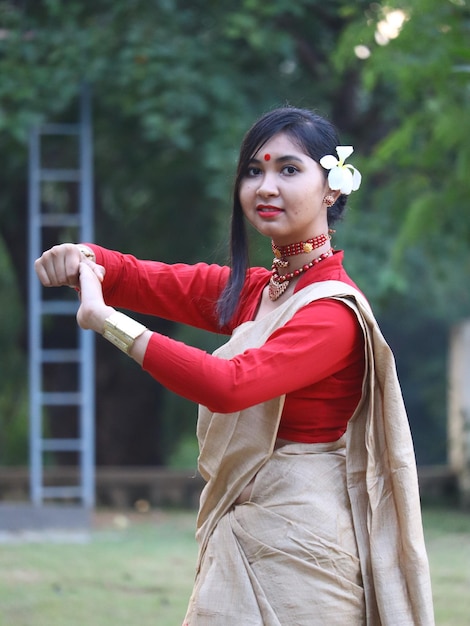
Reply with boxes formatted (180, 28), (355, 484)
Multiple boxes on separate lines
(247, 167), (262, 177)
(282, 165), (298, 175)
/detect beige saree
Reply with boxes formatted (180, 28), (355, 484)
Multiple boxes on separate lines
(183, 281), (435, 625)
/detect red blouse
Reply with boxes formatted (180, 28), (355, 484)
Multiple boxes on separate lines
(89, 245), (365, 443)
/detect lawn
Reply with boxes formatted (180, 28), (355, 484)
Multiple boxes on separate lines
(0, 506), (469, 626)
(422, 507), (470, 626)
(0, 510), (198, 626)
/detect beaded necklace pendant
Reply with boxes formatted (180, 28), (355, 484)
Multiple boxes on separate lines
(268, 257), (289, 300)
(268, 250), (333, 301)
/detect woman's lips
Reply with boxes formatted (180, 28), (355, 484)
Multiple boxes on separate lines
(256, 205), (283, 218)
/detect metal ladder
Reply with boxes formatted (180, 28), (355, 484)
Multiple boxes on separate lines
(28, 84), (95, 508)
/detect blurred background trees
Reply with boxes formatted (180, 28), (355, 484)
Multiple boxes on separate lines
(0, 0), (469, 468)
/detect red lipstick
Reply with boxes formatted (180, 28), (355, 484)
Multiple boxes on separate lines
(256, 204), (283, 218)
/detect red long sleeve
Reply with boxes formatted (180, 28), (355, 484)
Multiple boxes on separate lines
(142, 300), (363, 413)
(90, 245), (230, 332)
(88, 245), (365, 442)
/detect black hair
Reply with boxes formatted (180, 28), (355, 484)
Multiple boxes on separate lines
(217, 106), (348, 328)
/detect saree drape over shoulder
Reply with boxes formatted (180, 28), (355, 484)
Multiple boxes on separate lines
(183, 281), (434, 626)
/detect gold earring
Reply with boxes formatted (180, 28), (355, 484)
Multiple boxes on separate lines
(323, 194), (335, 207)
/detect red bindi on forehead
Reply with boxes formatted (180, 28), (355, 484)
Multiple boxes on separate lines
(264, 153), (271, 161)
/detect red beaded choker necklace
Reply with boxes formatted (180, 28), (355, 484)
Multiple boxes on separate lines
(268, 233), (332, 301)
(271, 233), (329, 258)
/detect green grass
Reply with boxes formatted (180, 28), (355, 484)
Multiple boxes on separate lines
(423, 507), (470, 626)
(0, 510), (198, 626)
(0, 506), (469, 626)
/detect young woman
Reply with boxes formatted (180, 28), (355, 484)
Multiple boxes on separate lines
(35, 107), (434, 625)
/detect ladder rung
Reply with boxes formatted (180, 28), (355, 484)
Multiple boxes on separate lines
(41, 438), (83, 452)
(39, 168), (81, 182)
(41, 349), (82, 363)
(40, 392), (82, 406)
(39, 214), (81, 227)
(41, 486), (83, 499)
(41, 300), (78, 314)
(40, 123), (80, 135)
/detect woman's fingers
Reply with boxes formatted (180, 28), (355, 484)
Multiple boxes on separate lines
(91, 261), (106, 282)
(78, 261), (103, 300)
(35, 243), (105, 288)
(76, 262), (112, 332)
(35, 243), (81, 287)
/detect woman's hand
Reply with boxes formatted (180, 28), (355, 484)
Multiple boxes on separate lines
(76, 262), (115, 333)
(35, 243), (105, 289)
(78, 261), (151, 364)
(36, 243), (150, 364)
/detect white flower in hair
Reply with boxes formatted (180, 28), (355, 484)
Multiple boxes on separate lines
(319, 146), (362, 195)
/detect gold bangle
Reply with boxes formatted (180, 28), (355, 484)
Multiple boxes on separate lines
(102, 311), (147, 355)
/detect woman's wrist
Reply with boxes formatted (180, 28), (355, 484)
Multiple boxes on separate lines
(102, 311), (147, 355)
(77, 301), (115, 335)
(77, 244), (96, 263)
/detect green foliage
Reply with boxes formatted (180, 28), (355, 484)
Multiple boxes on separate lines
(334, 0), (470, 252)
(167, 434), (199, 470)
(331, 0), (470, 464)
(1, 0), (467, 466)
(1, 0), (367, 465)
(0, 237), (28, 464)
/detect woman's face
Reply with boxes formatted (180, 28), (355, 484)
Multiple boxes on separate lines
(239, 132), (333, 245)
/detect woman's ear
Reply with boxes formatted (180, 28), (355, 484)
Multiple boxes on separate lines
(323, 190), (342, 207)
(329, 189), (342, 203)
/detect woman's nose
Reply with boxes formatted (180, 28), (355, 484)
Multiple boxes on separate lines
(256, 174), (279, 197)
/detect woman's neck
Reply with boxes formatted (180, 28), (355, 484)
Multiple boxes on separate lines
(271, 233), (331, 275)
(268, 234), (334, 301)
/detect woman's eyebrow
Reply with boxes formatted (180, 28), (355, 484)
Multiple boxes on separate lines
(250, 155), (304, 164)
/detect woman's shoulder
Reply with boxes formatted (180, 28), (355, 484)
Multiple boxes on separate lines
(296, 250), (363, 294)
